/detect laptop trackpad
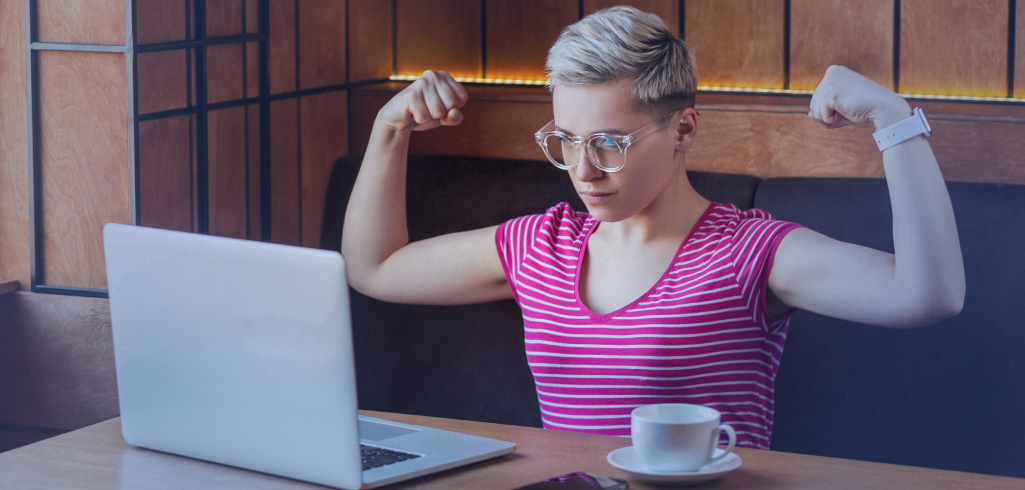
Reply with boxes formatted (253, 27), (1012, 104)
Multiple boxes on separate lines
(359, 419), (420, 442)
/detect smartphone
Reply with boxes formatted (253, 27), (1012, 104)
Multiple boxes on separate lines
(510, 472), (628, 490)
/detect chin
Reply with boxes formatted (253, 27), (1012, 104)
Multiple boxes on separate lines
(583, 204), (631, 223)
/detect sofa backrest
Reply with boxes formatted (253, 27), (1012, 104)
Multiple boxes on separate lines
(321, 154), (761, 427)
(756, 177), (1025, 479)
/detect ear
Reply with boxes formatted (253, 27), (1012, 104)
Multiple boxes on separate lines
(673, 108), (699, 155)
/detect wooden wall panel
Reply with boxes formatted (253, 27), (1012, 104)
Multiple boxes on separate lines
(269, 0), (297, 94)
(900, 0), (1008, 97)
(136, 0), (188, 45)
(0, 1), (30, 290)
(247, 105), (261, 239)
(349, 0), (393, 82)
(298, 0), (347, 90)
(139, 116), (192, 232)
(396, 0), (482, 78)
(1015, 0), (1025, 98)
(270, 99), (301, 245)
(206, 0), (244, 38)
(246, 0), (259, 33)
(206, 43), (244, 104)
(207, 107), (248, 239)
(0, 292), (118, 431)
(39, 51), (129, 290)
(584, 0), (679, 35)
(485, 0), (577, 81)
(37, 0), (125, 45)
(789, 0), (894, 91)
(137, 49), (189, 114)
(685, 0), (785, 89)
(246, 41), (260, 98)
(686, 106), (883, 178)
(350, 84), (1025, 185)
(350, 85), (554, 159)
(300, 91), (348, 248)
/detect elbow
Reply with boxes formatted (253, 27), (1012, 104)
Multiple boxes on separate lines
(896, 283), (965, 329)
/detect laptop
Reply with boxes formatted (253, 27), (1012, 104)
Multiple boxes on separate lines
(102, 223), (516, 489)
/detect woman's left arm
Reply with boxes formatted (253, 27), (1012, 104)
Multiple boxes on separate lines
(767, 65), (966, 329)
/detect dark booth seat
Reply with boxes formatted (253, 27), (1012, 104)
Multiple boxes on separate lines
(321, 155), (1025, 479)
(757, 177), (1025, 478)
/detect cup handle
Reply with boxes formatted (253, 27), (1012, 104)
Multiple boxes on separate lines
(706, 424), (736, 466)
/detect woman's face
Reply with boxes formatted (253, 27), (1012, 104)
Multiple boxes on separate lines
(551, 81), (685, 222)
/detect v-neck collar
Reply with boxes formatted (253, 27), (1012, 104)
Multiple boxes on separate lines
(573, 202), (716, 323)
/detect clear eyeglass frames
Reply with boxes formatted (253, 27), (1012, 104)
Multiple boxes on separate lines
(534, 110), (696, 172)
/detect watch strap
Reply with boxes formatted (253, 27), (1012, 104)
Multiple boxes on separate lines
(872, 107), (932, 151)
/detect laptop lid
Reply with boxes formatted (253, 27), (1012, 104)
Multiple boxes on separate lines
(104, 224), (363, 489)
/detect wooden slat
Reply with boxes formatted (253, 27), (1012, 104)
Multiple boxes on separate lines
(247, 105), (261, 240)
(269, 0), (296, 94)
(0, 279), (19, 295)
(0, 291), (118, 430)
(789, 0), (894, 91)
(349, 84), (554, 160)
(206, 0), (244, 38)
(0, 1), (30, 291)
(396, 0), (482, 78)
(246, 0), (259, 33)
(139, 116), (192, 233)
(136, 0), (188, 45)
(207, 107), (248, 239)
(350, 83), (1025, 186)
(298, 0), (347, 90)
(299, 90), (347, 249)
(37, 0), (125, 45)
(485, 0), (577, 81)
(584, 0), (679, 35)
(900, 0), (1008, 97)
(349, 0), (392, 82)
(137, 49), (189, 115)
(270, 98), (301, 246)
(246, 41), (259, 98)
(684, 0), (785, 89)
(192, 114), (199, 231)
(1016, 0), (1025, 98)
(206, 43), (244, 104)
(39, 51), (129, 290)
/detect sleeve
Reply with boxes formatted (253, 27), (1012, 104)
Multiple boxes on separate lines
(494, 208), (556, 303)
(728, 209), (805, 333)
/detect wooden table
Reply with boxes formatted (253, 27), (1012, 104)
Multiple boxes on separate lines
(1, 411), (1022, 489)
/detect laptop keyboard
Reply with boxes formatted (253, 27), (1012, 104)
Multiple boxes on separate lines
(361, 444), (420, 471)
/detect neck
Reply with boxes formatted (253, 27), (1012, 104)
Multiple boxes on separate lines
(595, 155), (710, 245)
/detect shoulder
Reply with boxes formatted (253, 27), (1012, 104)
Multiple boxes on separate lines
(497, 202), (590, 247)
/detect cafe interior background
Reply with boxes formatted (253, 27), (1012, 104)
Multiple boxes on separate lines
(1, 0), (1023, 480)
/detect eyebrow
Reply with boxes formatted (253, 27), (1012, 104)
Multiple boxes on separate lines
(553, 125), (627, 137)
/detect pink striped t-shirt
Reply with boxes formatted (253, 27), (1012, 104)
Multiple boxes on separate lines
(495, 201), (803, 449)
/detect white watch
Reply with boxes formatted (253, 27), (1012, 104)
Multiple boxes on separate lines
(872, 107), (932, 151)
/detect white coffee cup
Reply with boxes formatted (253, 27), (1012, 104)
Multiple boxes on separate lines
(630, 403), (737, 472)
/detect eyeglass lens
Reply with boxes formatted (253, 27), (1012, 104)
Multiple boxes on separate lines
(543, 135), (625, 171)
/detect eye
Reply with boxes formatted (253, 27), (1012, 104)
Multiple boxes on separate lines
(598, 137), (618, 148)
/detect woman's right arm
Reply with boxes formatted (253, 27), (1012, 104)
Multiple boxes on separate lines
(341, 71), (513, 305)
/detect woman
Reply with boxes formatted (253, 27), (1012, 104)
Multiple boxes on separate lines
(342, 7), (964, 449)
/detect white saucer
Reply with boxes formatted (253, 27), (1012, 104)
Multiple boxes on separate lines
(606, 446), (742, 485)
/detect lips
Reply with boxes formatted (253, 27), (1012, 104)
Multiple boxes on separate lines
(581, 191), (615, 205)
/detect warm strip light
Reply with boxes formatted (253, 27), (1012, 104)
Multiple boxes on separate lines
(390, 74), (547, 86)
(389, 75), (1025, 103)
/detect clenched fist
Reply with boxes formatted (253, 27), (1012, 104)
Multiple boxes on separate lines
(808, 65), (912, 131)
(377, 70), (469, 133)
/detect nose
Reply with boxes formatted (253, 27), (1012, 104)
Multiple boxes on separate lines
(572, 145), (603, 182)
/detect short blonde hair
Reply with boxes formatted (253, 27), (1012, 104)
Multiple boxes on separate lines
(545, 6), (697, 115)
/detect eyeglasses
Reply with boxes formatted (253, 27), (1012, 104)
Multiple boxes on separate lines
(534, 110), (690, 172)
